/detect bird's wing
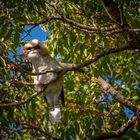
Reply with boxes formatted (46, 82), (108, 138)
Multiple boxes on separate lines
(60, 86), (65, 106)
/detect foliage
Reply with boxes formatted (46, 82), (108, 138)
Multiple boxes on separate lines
(0, 0), (140, 139)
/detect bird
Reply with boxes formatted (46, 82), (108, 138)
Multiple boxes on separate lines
(21, 39), (64, 123)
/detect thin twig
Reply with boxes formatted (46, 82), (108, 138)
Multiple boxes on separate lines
(128, 29), (140, 32)
(21, 123), (59, 140)
(0, 90), (42, 107)
(0, 69), (63, 107)
(45, 1), (62, 16)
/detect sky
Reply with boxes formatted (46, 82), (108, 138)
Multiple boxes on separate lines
(17, 25), (48, 54)
(7, 25), (48, 65)
(21, 25), (48, 42)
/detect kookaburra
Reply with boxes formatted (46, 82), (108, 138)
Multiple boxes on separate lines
(21, 39), (64, 123)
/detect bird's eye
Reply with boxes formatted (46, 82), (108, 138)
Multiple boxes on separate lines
(34, 45), (40, 49)
(26, 47), (32, 50)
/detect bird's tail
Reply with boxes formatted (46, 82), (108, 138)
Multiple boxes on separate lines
(44, 94), (62, 123)
(49, 107), (61, 123)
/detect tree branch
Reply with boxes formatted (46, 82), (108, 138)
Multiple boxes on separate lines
(102, 0), (122, 25)
(21, 123), (59, 140)
(6, 41), (140, 76)
(0, 90), (42, 107)
(101, 0), (136, 41)
(19, 14), (140, 37)
(97, 76), (140, 112)
(1, 41), (139, 107)
(0, 122), (59, 140)
(62, 42), (140, 71)
(87, 116), (138, 140)
(20, 16), (118, 33)
(128, 29), (140, 32)
(19, 42), (138, 75)
(20, 25), (38, 41)
(0, 71), (63, 107)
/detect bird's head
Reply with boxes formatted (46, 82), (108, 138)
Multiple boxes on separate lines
(21, 39), (48, 60)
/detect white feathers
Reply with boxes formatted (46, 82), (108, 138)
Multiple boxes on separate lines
(31, 39), (39, 45)
(26, 43), (33, 48)
(49, 108), (61, 123)
(25, 39), (40, 59)
(26, 39), (39, 48)
(27, 50), (39, 59)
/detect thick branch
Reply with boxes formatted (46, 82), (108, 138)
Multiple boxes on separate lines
(1, 41), (139, 107)
(20, 16), (118, 33)
(97, 76), (140, 112)
(6, 41), (140, 76)
(21, 43), (132, 75)
(20, 14), (140, 36)
(87, 116), (138, 140)
(63, 42), (140, 71)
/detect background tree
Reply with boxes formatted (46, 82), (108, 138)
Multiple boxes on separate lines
(0, 0), (140, 139)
